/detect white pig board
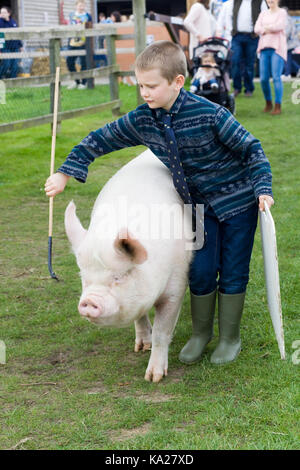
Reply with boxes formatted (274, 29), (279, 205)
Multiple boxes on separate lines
(259, 202), (285, 360)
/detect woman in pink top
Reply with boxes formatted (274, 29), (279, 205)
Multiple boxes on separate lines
(254, 0), (287, 114)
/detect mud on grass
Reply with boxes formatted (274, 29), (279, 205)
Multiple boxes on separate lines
(0, 83), (299, 450)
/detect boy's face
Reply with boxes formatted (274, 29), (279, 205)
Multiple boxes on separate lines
(135, 68), (184, 111)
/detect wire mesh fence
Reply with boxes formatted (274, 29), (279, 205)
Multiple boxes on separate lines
(0, 24), (130, 132)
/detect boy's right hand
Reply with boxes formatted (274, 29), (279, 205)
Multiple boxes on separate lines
(45, 172), (70, 197)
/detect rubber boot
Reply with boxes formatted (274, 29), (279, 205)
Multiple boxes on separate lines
(270, 103), (281, 115)
(263, 100), (273, 112)
(210, 291), (246, 365)
(179, 289), (216, 364)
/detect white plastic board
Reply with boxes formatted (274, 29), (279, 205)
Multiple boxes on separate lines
(259, 201), (285, 360)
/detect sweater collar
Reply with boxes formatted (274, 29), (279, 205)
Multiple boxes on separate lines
(154, 88), (188, 120)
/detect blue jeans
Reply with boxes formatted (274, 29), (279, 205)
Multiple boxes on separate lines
(231, 33), (259, 93)
(259, 48), (285, 104)
(66, 45), (87, 85)
(189, 204), (258, 296)
(284, 49), (299, 76)
(0, 48), (20, 78)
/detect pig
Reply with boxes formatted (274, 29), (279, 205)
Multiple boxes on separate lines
(64, 149), (194, 383)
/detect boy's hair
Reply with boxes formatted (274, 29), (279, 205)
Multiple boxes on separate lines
(135, 41), (187, 83)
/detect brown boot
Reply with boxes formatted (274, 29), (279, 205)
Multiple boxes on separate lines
(263, 100), (273, 112)
(270, 103), (281, 115)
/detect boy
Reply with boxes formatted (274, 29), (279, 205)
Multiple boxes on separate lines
(190, 52), (220, 94)
(45, 41), (274, 365)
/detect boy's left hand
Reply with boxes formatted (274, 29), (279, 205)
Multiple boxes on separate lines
(258, 195), (274, 212)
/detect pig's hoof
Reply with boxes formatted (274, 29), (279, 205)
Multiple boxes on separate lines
(134, 341), (152, 353)
(144, 368), (167, 383)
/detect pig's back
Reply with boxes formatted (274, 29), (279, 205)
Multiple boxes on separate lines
(94, 149), (181, 208)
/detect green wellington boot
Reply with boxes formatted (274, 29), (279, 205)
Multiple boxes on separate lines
(179, 289), (216, 364)
(210, 291), (246, 365)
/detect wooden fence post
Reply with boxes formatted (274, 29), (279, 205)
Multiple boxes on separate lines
(133, 0), (146, 105)
(106, 34), (120, 115)
(49, 38), (61, 132)
(85, 21), (95, 89)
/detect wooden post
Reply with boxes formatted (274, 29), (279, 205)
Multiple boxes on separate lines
(106, 34), (120, 115)
(132, 0), (146, 105)
(49, 38), (61, 132)
(85, 21), (95, 89)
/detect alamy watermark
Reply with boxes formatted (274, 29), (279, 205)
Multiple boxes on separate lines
(90, 197), (205, 251)
(0, 340), (6, 364)
(291, 78), (300, 105)
(291, 340), (300, 365)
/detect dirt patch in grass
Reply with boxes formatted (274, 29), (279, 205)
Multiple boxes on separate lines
(109, 422), (151, 442)
(137, 391), (175, 404)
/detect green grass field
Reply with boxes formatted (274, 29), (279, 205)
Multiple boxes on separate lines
(0, 83), (111, 123)
(0, 82), (299, 450)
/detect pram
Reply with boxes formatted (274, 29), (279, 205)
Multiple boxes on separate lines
(191, 37), (235, 114)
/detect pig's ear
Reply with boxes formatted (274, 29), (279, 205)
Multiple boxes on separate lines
(65, 201), (87, 251)
(114, 228), (148, 265)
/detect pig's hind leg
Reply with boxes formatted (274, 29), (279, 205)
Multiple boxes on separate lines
(145, 291), (185, 383)
(134, 314), (152, 352)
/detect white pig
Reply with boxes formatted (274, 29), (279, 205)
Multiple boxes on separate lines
(65, 149), (194, 382)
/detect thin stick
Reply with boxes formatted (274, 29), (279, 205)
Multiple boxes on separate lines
(48, 67), (60, 280)
(49, 66), (60, 238)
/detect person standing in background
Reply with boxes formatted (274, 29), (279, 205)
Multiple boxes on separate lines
(0, 6), (22, 79)
(66, 0), (92, 90)
(254, 0), (287, 115)
(184, 0), (216, 59)
(229, 0), (268, 97)
(282, 9), (300, 80)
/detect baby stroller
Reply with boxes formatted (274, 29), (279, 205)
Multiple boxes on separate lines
(191, 37), (235, 114)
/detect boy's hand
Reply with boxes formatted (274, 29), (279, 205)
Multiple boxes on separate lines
(258, 195), (274, 212)
(45, 172), (70, 197)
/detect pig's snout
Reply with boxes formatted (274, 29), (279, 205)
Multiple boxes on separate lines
(78, 298), (102, 319)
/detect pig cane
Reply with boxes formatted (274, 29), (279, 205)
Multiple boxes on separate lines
(48, 66), (60, 281)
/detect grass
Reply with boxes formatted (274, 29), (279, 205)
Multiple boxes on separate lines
(0, 83), (111, 123)
(0, 81), (299, 450)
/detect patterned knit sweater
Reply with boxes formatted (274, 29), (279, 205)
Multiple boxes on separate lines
(58, 88), (273, 222)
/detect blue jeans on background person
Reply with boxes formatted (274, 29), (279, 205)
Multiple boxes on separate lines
(259, 48), (285, 104)
(66, 45), (87, 85)
(0, 48), (20, 78)
(189, 204), (258, 296)
(284, 49), (300, 76)
(231, 33), (259, 93)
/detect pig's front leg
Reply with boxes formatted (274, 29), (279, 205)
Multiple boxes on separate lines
(145, 296), (183, 383)
(134, 314), (152, 352)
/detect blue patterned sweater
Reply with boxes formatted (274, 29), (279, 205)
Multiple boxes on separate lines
(58, 88), (273, 221)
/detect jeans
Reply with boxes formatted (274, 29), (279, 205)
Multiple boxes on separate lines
(66, 45), (87, 85)
(189, 204), (258, 296)
(0, 48), (20, 78)
(231, 33), (259, 93)
(284, 49), (300, 76)
(259, 48), (285, 104)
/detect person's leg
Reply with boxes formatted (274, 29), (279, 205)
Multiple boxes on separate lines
(9, 58), (19, 78)
(0, 57), (9, 79)
(231, 34), (243, 93)
(210, 204), (258, 364)
(259, 49), (272, 104)
(80, 48), (87, 85)
(270, 51), (285, 114)
(244, 36), (259, 94)
(179, 207), (220, 364)
(272, 52), (285, 104)
(284, 49), (292, 76)
(66, 47), (80, 86)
